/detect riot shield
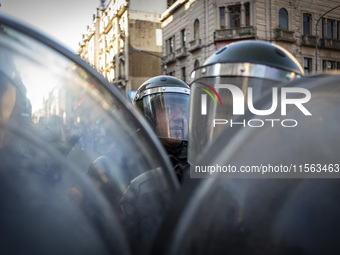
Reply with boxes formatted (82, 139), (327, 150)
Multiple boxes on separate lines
(0, 13), (178, 255)
(151, 73), (340, 255)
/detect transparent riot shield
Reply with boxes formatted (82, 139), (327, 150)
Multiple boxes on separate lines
(151, 73), (340, 255)
(0, 13), (178, 255)
(188, 75), (282, 167)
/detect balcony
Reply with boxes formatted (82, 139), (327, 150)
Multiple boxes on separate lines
(214, 26), (255, 41)
(301, 34), (317, 47)
(274, 28), (295, 43)
(188, 38), (202, 52)
(175, 47), (188, 59)
(320, 38), (340, 50)
(165, 52), (176, 64)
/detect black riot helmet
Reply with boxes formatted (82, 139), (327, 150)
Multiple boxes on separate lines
(133, 75), (190, 150)
(188, 40), (304, 166)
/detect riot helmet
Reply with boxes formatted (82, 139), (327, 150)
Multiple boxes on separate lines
(188, 40), (304, 166)
(133, 75), (190, 150)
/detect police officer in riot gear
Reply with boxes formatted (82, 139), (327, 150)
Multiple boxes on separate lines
(188, 40), (304, 167)
(133, 75), (190, 183)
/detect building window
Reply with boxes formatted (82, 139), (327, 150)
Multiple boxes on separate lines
(219, 7), (226, 29)
(327, 19), (334, 39)
(323, 60), (336, 70)
(194, 59), (200, 69)
(322, 18), (325, 38)
(181, 29), (186, 47)
(181, 67), (186, 82)
(321, 18), (335, 39)
(194, 19), (200, 39)
(303, 14), (311, 35)
(167, 36), (174, 54)
(304, 58), (312, 75)
(245, 3), (250, 26)
(229, 5), (241, 28)
(279, 8), (288, 30)
(171, 36), (175, 52)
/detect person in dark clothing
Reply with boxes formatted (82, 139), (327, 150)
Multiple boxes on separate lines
(133, 75), (190, 183)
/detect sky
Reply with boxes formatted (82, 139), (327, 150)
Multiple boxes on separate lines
(0, 0), (101, 53)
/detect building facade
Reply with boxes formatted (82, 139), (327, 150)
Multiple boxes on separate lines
(161, 0), (340, 81)
(78, 0), (168, 97)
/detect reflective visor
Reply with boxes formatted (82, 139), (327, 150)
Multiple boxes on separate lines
(141, 92), (190, 144)
(190, 62), (302, 82)
(188, 76), (283, 166)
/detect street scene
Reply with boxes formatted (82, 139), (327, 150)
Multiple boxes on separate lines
(1, 0), (340, 254)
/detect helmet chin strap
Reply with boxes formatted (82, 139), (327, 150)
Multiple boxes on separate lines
(165, 140), (186, 158)
(167, 141), (189, 183)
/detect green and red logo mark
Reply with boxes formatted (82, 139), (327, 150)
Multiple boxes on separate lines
(197, 82), (222, 115)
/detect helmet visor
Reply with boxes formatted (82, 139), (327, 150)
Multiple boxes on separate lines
(141, 93), (190, 146)
(188, 76), (282, 166)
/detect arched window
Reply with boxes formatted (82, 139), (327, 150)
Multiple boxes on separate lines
(194, 19), (200, 39)
(194, 59), (200, 69)
(279, 8), (288, 30)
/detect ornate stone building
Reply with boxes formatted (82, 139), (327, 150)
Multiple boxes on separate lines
(161, 0), (340, 81)
(78, 0), (168, 97)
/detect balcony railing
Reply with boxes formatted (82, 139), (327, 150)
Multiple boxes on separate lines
(214, 26), (255, 41)
(301, 34), (317, 47)
(165, 52), (176, 63)
(175, 47), (188, 59)
(320, 38), (340, 50)
(274, 28), (295, 43)
(188, 38), (202, 52)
